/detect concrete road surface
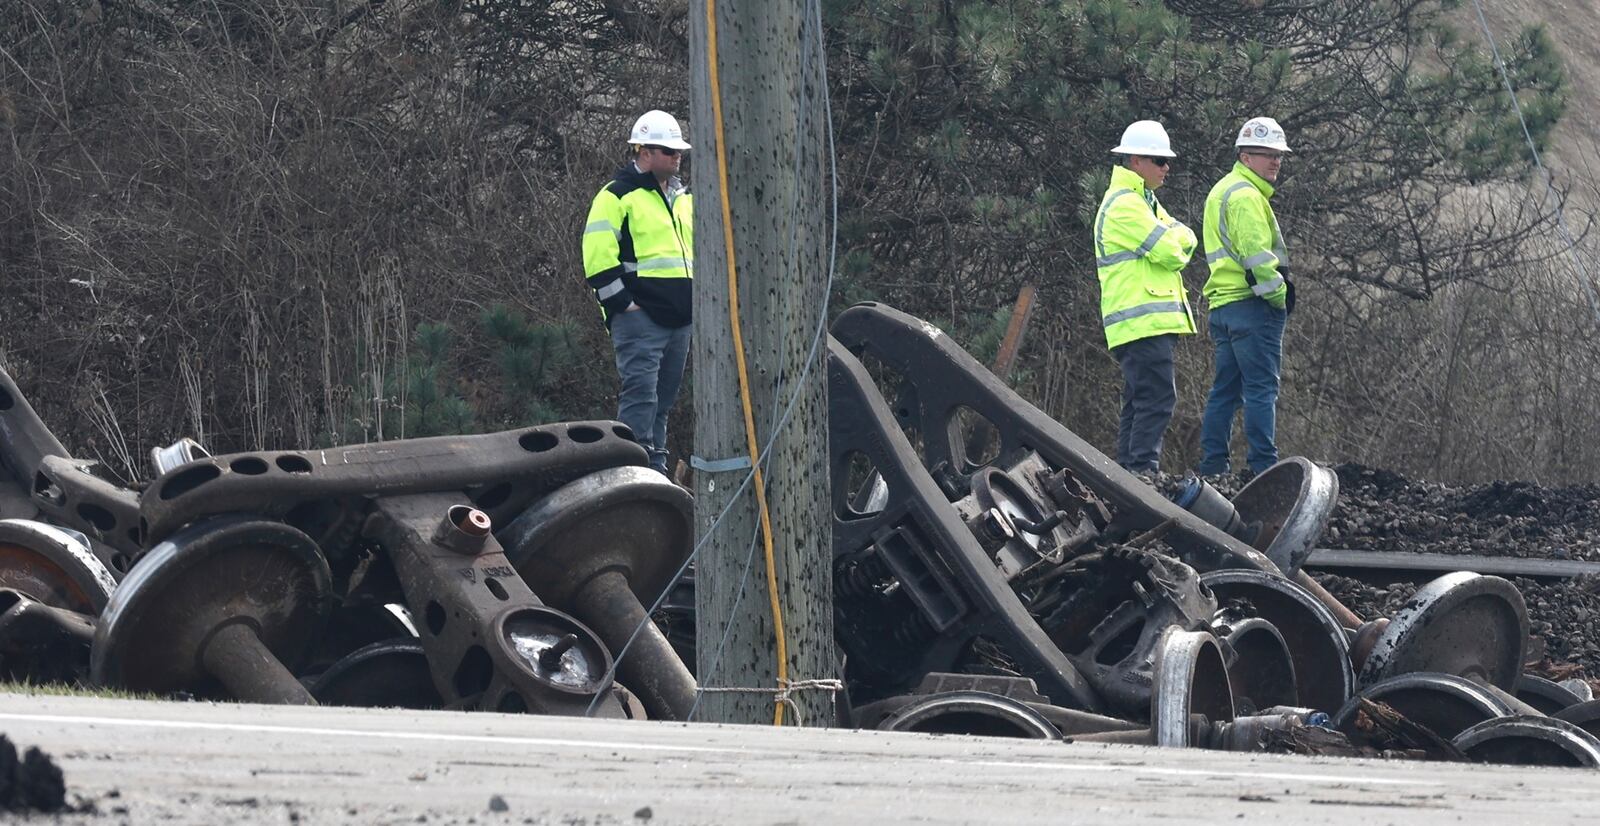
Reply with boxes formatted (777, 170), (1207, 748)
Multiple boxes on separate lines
(0, 692), (1591, 824)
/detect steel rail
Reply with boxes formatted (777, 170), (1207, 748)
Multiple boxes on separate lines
(1304, 548), (1600, 583)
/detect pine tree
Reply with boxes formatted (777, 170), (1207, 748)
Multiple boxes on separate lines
(480, 303), (578, 427)
(390, 322), (477, 438)
(827, 0), (1568, 329)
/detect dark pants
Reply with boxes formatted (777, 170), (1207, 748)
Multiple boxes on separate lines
(1197, 298), (1286, 475)
(610, 309), (692, 474)
(1112, 333), (1178, 473)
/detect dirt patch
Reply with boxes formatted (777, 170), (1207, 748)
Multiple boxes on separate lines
(0, 734), (67, 813)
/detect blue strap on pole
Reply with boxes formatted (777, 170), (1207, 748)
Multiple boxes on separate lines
(690, 454), (754, 473)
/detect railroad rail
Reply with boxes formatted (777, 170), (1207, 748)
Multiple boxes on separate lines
(1304, 549), (1600, 583)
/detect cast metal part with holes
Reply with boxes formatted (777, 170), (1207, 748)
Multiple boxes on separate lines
(367, 493), (624, 718)
(1047, 548), (1218, 718)
(0, 367), (141, 567)
(31, 456), (143, 565)
(0, 368), (70, 505)
(828, 302), (1278, 577)
(828, 337), (1100, 711)
(501, 466), (697, 721)
(139, 421), (648, 546)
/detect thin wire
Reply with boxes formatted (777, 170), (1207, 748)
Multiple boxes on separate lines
(686, 511), (763, 720)
(1469, 0), (1600, 321)
(584, 0), (841, 719)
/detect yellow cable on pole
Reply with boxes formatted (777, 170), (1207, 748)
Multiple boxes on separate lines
(704, 0), (791, 726)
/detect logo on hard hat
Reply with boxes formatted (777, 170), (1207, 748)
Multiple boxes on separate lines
(1253, 125), (1269, 138)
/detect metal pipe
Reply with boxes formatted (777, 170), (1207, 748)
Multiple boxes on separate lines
(1073, 728), (1153, 744)
(1305, 548), (1600, 583)
(0, 599), (95, 647)
(1033, 707), (1146, 736)
(573, 569), (697, 721)
(201, 622), (317, 706)
(1293, 570), (1364, 630)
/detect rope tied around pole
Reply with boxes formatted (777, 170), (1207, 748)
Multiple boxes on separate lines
(696, 678), (845, 727)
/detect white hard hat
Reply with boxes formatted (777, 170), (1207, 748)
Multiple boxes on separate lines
(629, 110), (691, 150)
(1235, 117), (1291, 152)
(1110, 120), (1177, 158)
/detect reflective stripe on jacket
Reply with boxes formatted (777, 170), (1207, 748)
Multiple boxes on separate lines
(1093, 165), (1198, 350)
(1202, 162), (1288, 310)
(582, 165), (694, 328)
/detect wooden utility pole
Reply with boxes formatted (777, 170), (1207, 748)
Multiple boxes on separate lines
(689, 0), (835, 725)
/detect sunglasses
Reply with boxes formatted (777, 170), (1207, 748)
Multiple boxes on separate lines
(647, 146), (681, 156)
(1242, 151), (1283, 160)
(1143, 156), (1170, 167)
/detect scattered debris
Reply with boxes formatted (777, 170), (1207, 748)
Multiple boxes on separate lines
(1346, 698), (1467, 761)
(0, 303), (1597, 776)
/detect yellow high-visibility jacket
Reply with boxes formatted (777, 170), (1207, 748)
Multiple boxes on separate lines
(582, 165), (694, 327)
(1092, 165), (1198, 349)
(1202, 162), (1288, 310)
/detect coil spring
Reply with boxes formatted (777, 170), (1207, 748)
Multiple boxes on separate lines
(836, 555), (891, 600)
(892, 611), (935, 647)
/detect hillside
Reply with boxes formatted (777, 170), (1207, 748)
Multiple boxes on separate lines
(1490, 0), (1600, 197)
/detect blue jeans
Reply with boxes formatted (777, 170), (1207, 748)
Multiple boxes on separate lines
(611, 310), (691, 474)
(1112, 333), (1178, 473)
(1197, 298), (1286, 475)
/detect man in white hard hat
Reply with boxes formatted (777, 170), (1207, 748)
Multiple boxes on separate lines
(582, 110), (694, 475)
(1093, 120), (1199, 476)
(1195, 116), (1293, 477)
